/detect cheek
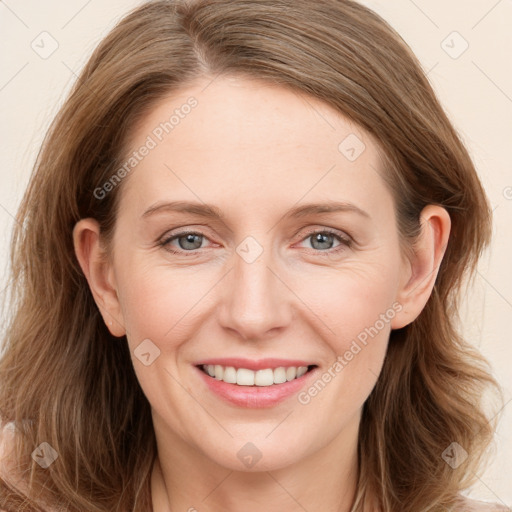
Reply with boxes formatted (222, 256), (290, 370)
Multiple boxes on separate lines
(295, 273), (398, 417)
(298, 258), (401, 346)
(292, 265), (400, 441)
(115, 260), (216, 347)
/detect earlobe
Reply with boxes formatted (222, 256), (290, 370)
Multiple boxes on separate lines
(72, 219), (126, 337)
(390, 205), (451, 330)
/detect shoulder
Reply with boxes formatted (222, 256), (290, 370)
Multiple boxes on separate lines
(457, 497), (510, 511)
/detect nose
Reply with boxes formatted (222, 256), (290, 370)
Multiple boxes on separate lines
(217, 243), (293, 342)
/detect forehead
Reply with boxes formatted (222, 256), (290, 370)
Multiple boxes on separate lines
(118, 75), (393, 221)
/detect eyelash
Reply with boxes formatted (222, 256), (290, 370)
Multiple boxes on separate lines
(159, 227), (352, 256)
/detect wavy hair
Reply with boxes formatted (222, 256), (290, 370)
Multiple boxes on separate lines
(0, 0), (501, 510)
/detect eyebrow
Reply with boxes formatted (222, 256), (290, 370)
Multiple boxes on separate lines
(141, 200), (370, 221)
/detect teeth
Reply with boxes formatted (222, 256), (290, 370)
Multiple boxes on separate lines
(297, 366), (308, 377)
(223, 366), (237, 384)
(286, 367), (297, 381)
(202, 364), (311, 386)
(237, 368), (255, 386)
(274, 367), (287, 384)
(254, 369), (273, 386)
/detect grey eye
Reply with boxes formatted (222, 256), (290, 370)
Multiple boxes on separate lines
(308, 232), (337, 251)
(176, 233), (204, 250)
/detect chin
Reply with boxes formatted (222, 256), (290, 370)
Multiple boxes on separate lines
(205, 438), (308, 473)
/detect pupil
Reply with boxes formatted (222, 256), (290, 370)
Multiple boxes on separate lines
(313, 233), (332, 250)
(180, 234), (202, 250)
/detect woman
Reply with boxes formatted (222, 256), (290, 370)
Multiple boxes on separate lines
(0, 0), (507, 510)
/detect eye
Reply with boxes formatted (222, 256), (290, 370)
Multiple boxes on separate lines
(160, 231), (211, 255)
(159, 227), (352, 256)
(297, 228), (352, 254)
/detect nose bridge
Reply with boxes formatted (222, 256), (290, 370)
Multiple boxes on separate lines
(219, 237), (292, 340)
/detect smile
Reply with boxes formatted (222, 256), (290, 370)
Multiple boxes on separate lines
(200, 364), (316, 386)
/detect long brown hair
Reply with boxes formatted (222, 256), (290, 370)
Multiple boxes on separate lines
(0, 1), (501, 510)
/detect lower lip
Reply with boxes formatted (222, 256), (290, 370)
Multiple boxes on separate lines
(195, 366), (318, 408)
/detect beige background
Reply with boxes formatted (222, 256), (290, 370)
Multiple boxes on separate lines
(0, 0), (510, 506)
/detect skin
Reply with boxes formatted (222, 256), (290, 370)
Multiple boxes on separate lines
(73, 75), (451, 511)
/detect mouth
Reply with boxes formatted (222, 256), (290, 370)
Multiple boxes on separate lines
(193, 358), (320, 407)
(197, 363), (318, 387)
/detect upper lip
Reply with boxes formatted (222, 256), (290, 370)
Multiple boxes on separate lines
(195, 358), (317, 371)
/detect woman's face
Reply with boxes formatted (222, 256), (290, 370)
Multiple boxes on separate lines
(87, 76), (431, 472)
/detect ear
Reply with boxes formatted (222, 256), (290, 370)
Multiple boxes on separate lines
(391, 205), (451, 330)
(72, 218), (126, 337)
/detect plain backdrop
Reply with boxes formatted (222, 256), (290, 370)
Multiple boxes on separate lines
(0, 0), (511, 506)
